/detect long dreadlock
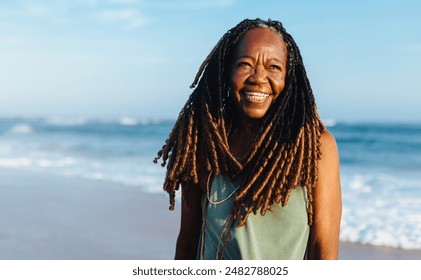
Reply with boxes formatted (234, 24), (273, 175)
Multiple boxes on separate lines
(154, 18), (325, 234)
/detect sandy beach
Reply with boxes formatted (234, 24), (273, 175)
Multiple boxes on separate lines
(1, 169), (420, 260)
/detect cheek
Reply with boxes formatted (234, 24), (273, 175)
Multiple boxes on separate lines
(230, 71), (242, 91)
(229, 75), (242, 107)
(271, 77), (286, 98)
(278, 80), (286, 92)
(230, 67), (251, 91)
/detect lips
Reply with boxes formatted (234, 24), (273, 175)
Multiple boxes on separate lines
(242, 91), (271, 103)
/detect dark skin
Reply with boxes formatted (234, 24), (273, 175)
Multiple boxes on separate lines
(174, 28), (341, 260)
(174, 137), (208, 260)
(174, 181), (203, 260)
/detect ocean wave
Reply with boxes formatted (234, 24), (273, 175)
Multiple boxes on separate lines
(43, 116), (172, 127)
(0, 157), (77, 169)
(8, 123), (35, 134)
(0, 157), (32, 168)
(116, 117), (172, 126)
(118, 117), (138, 126)
(45, 116), (89, 126)
(340, 206), (421, 249)
(323, 119), (337, 127)
(0, 116), (175, 128)
(36, 158), (78, 168)
(340, 172), (421, 250)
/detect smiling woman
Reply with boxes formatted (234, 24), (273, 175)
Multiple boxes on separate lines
(230, 28), (287, 120)
(154, 18), (342, 260)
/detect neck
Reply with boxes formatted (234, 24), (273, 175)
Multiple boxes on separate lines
(228, 116), (261, 158)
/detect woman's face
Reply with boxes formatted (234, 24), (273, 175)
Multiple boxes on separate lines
(230, 27), (287, 120)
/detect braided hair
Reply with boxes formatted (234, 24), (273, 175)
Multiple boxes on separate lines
(154, 18), (325, 234)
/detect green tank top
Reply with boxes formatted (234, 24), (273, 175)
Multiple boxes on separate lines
(198, 173), (310, 260)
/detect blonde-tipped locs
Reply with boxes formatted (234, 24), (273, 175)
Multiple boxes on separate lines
(154, 18), (325, 230)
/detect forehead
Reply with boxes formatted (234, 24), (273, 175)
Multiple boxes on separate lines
(234, 27), (286, 56)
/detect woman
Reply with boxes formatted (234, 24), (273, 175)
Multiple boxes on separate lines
(154, 18), (341, 260)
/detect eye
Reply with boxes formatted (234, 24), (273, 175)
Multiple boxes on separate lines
(269, 64), (282, 71)
(236, 61), (252, 68)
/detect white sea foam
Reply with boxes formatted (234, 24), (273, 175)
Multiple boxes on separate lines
(89, 172), (105, 180)
(340, 172), (421, 249)
(8, 123), (34, 134)
(118, 117), (166, 126)
(0, 157), (32, 168)
(35, 158), (77, 168)
(348, 174), (372, 193)
(0, 156), (79, 170)
(118, 117), (138, 126)
(323, 119), (337, 127)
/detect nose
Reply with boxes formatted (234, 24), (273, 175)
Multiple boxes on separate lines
(247, 66), (268, 84)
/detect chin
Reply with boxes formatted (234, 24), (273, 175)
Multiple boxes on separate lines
(242, 109), (268, 120)
(238, 101), (272, 120)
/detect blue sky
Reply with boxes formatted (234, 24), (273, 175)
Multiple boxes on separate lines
(0, 0), (420, 122)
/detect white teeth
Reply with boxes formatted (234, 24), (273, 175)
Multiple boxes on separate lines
(243, 92), (270, 102)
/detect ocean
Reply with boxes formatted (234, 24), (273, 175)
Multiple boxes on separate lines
(0, 117), (420, 250)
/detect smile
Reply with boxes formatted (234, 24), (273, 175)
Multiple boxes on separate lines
(242, 91), (270, 103)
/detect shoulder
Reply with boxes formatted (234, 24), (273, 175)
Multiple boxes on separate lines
(319, 130), (338, 152)
(315, 130), (340, 192)
(318, 130), (339, 163)
(307, 129), (342, 259)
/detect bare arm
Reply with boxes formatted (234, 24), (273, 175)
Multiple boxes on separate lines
(307, 131), (342, 259)
(174, 182), (203, 260)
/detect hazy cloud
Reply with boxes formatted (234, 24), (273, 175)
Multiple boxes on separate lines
(24, 2), (51, 17)
(185, 0), (237, 9)
(97, 9), (138, 21)
(95, 9), (148, 29)
(402, 43), (421, 52)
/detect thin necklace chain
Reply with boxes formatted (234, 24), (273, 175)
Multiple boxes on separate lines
(206, 170), (241, 205)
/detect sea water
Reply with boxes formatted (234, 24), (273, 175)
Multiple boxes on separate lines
(0, 117), (420, 249)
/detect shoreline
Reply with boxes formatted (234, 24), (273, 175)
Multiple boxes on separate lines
(339, 241), (421, 260)
(0, 169), (180, 260)
(0, 169), (420, 260)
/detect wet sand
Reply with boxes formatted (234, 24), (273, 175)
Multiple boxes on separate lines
(0, 169), (420, 260)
